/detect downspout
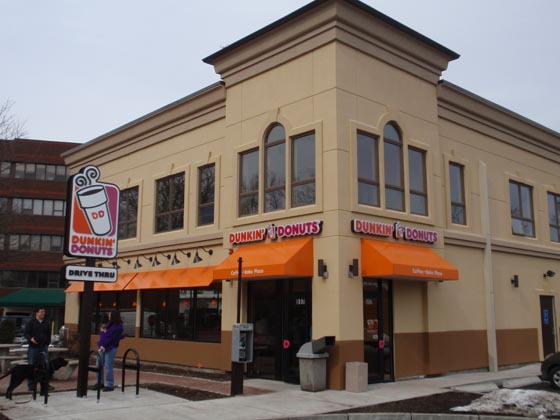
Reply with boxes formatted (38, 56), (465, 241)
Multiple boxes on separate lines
(480, 161), (498, 372)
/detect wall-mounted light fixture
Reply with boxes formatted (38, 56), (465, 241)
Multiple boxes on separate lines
(511, 274), (519, 288)
(133, 257), (142, 269)
(112, 260), (120, 270)
(170, 253), (180, 265)
(544, 270), (556, 279)
(149, 256), (161, 267)
(193, 247), (213, 264)
(348, 259), (359, 278)
(318, 259), (328, 279)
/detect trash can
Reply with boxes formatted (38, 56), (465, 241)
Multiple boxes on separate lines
(296, 336), (335, 392)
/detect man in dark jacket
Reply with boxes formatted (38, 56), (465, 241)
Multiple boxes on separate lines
(23, 307), (51, 391)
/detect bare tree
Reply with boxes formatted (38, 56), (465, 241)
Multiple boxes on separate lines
(0, 99), (27, 140)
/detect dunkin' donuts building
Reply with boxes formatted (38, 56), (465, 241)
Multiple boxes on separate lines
(63, 0), (560, 389)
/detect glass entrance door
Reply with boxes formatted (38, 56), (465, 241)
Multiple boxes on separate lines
(363, 279), (393, 383)
(248, 278), (311, 383)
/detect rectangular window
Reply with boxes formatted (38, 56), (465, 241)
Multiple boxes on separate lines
(15, 163), (24, 179)
(0, 197), (7, 213)
(55, 165), (67, 181)
(24, 163), (35, 179)
(292, 132), (316, 207)
(239, 149), (259, 216)
(33, 199), (43, 215)
(449, 163), (466, 225)
(45, 165), (56, 181)
(548, 192), (560, 242)
(53, 200), (65, 216)
(119, 187), (139, 239)
(0, 162), (10, 178)
(357, 131), (380, 207)
(35, 164), (46, 180)
(509, 180), (535, 237)
(198, 164), (215, 226)
(140, 287), (221, 342)
(408, 147), (427, 215)
(155, 173), (184, 233)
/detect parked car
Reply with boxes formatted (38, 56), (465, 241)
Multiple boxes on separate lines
(540, 352), (560, 388)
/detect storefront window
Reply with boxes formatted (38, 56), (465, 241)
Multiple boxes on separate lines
(265, 124), (286, 212)
(509, 180), (534, 237)
(119, 187), (139, 239)
(239, 149), (259, 216)
(198, 164), (215, 225)
(91, 291), (136, 336)
(291, 132), (315, 207)
(449, 162), (466, 225)
(357, 131), (380, 207)
(141, 287), (221, 343)
(383, 122), (404, 211)
(155, 173), (184, 233)
(408, 147), (427, 215)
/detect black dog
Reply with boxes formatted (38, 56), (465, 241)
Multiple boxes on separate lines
(0, 357), (68, 400)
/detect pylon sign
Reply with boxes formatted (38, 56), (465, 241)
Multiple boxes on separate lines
(64, 165), (119, 259)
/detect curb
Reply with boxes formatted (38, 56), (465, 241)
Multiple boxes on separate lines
(283, 414), (537, 420)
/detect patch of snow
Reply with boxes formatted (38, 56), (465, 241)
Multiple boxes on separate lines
(452, 389), (560, 418)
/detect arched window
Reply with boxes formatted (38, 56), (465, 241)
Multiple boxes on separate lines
(264, 124), (286, 212)
(383, 122), (404, 211)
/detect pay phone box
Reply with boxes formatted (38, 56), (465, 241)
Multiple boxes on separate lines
(232, 323), (254, 363)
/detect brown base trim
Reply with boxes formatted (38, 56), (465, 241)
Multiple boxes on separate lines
(327, 340), (363, 390)
(496, 328), (539, 365)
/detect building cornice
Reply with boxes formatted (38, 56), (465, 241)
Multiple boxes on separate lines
(204, 0), (458, 86)
(438, 81), (560, 162)
(63, 83), (226, 169)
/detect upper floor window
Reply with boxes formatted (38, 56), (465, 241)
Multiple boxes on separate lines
(0, 162), (10, 178)
(291, 132), (316, 207)
(548, 192), (560, 242)
(357, 131), (380, 207)
(10, 162), (68, 181)
(9, 197), (66, 216)
(119, 187), (138, 239)
(198, 164), (215, 226)
(155, 173), (184, 233)
(449, 163), (466, 225)
(509, 180), (534, 237)
(239, 149), (259, 217)
(383, 123), (404, 211)
(264, 124), (286, 212)
(7, 234), (63, 252)
(408, 147), (427, 216)
(238, 125), (316, 217)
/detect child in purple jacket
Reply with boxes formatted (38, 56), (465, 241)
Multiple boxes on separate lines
(96, 310), (125, 391)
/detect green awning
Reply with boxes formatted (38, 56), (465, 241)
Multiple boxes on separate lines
(0, 289), (66, 307)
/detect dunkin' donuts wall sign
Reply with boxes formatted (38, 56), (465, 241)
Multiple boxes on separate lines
(64, 166), (120, 259)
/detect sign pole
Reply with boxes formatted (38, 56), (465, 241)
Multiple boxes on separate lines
(76, 257), (95, 397)
(231, 257), (244, 396)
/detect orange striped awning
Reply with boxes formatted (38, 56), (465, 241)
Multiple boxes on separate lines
(65, 272), (138, 293)
(124, 266), (215, 290)
(361, 239), (459, 281)
(213, 238), (314, 280)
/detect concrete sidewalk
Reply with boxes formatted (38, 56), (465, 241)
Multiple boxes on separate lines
(0, 363), (541, 420)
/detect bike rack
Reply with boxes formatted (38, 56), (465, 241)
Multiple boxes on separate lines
(121, 348), (140, 396)
(87, 350), (103, 402)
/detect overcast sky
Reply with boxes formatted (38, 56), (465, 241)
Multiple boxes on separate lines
(1, 0), (558, 143)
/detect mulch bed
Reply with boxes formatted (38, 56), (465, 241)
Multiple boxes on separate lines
(332, 391), (480, 415)
(141, 382), (227, 401)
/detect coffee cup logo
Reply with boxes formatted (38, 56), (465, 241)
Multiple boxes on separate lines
(74, 167), (112, 235)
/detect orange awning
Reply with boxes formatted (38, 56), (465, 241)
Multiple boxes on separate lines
(361, 239), (459, 281)
(64, 272), (138, 293)
(213, 238), (314, 280)
(124, 266), (215, 290)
